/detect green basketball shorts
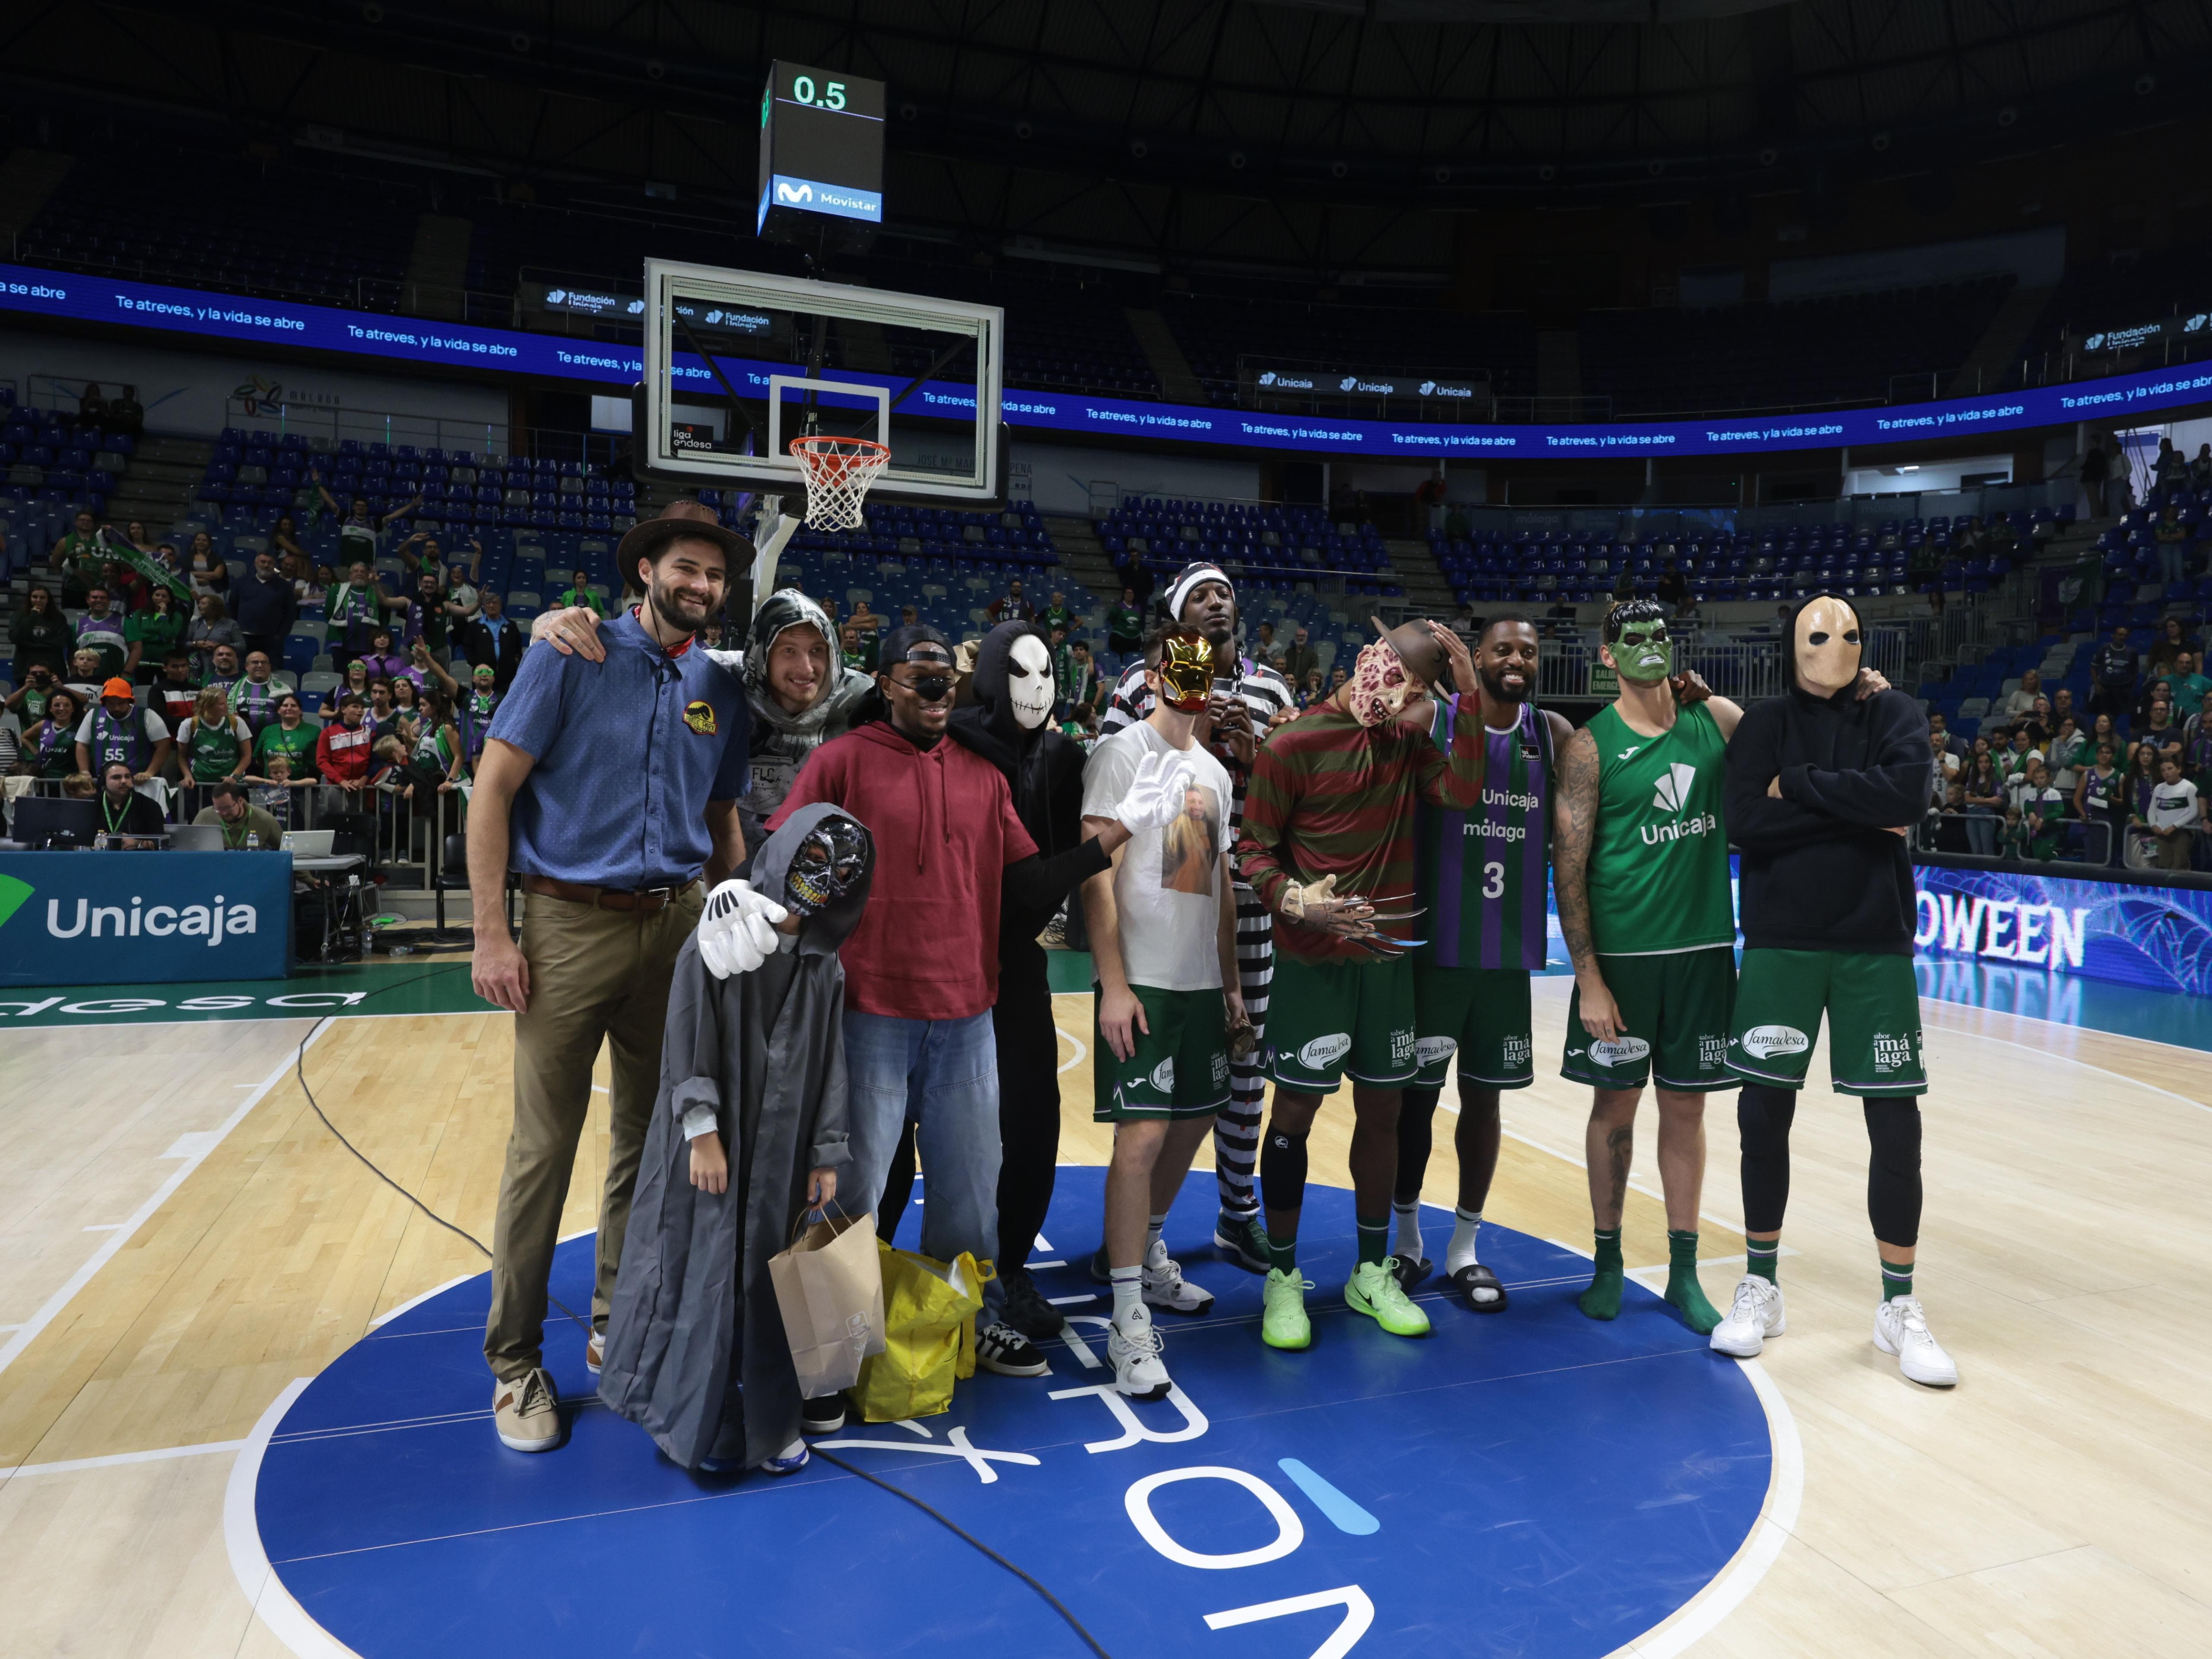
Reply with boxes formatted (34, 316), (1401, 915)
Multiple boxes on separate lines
(1093, 985), (1233, 1121)
(1726, 948), (1926, 1097)
(1266, 952), (1417, 1092)
(1561, 946), (1738, 1092)
(1412, 964), (1534, 1089)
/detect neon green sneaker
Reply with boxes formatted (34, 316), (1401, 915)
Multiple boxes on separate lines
(1261, 1267), (1313, 1350)
(1346, 1259), (1433, 1337)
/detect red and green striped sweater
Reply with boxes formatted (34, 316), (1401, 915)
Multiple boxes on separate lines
(1236, 699), (1487, 964)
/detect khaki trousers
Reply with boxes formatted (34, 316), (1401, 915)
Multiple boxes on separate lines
(483, 882), (703, 1381)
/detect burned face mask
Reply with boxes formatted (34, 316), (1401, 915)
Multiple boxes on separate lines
(1345, 639), (1414, 727)
(785, 817), (873, 917)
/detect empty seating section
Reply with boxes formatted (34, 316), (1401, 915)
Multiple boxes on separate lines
(1427, 509), (2069, 611)
(0, 394), (132, 513)
(1097, 499), (1402, 599)
(769, 500), (1063, 640)
(1577, 279), (2018, 414)
(194, 431), (640, 538)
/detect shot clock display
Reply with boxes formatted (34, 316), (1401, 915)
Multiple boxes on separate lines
(756, 61), (887, 246)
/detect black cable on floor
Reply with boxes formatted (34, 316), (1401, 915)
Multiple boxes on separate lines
(288, 965), (1100, 1647)
(288, 964), (591, 1334)
(809, 1447), (1113, 1659)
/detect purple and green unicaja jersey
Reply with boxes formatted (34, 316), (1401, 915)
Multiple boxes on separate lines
(1414, 695), (1554, 971)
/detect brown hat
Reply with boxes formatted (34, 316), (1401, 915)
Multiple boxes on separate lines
(616, 502), (754, 572)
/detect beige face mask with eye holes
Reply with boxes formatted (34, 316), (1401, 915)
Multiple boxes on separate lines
(1795, 595), (1862, 697)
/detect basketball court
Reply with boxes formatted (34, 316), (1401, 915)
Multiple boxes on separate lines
(0, 962), (2205, 1658)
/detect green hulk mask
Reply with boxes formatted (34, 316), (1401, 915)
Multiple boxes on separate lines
(1611, 617), (1672, 683)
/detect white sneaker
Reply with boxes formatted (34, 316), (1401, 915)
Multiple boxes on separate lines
(1142, 1239), (1215, 1315)
(1108, 1309), (1171, 1400)
(1710, 1276), (1787, 1358)
(1873, 1295), (1958, 1388)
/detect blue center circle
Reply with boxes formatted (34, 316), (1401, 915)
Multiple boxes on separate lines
(254, 1169), (1777, 1656)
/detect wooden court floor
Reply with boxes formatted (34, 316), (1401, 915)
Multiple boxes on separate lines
(0, 978), (2206, 1658)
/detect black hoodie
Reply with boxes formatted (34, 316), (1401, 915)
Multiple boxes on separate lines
(949, 621), (1091, 948)
(1725, 596), (1931, 954)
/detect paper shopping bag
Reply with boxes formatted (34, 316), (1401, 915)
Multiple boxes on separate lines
(850, 1242), (986, 1422)
(768, 1207), (887, 1401)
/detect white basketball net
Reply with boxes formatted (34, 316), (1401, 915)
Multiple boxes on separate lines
(790, 435), (891, 533)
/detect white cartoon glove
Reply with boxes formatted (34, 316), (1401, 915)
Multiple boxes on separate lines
(1111, 748), (1198, 833)
(696, 878), (788, 978)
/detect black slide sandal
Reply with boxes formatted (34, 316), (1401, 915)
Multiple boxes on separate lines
(1453, 1263), (1508, 1312)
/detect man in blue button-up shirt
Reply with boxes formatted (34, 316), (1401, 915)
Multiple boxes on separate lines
(467, 514), (756, 1454)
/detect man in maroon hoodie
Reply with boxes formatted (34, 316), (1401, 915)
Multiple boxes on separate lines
(770, 624), (1195, 1387)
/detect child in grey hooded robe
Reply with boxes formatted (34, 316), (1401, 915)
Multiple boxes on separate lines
(597, 802), (873, 1471)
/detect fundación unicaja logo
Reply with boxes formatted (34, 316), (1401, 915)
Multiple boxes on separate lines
(1652, 762), (1698, 813)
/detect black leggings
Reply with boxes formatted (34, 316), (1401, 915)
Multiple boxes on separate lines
(1738, 1083), (1922, 1246)
(991, 956), (1062, 1276)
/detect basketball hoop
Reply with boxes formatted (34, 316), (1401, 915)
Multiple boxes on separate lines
(789, 434), (891, 532)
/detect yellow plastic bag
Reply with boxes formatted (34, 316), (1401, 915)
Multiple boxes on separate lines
(849, 1241), (990, 1423)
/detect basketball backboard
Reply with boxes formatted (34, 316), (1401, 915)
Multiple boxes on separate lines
(638, 259), (1005, 512)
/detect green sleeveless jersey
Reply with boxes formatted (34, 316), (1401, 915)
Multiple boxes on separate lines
(185, 716), (243, 782)
(1585, 700), (1735, 955)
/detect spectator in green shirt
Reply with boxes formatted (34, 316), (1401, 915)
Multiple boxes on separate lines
(124, 584), (188, 681)
(1105, 586), (1144, 670)
(556, 569), (604, 614)
(1039, 589), (1075, 636)
(2158, 650), (2210, 711)
(47, 510), (104, 604)
(253, 692), (320, 773)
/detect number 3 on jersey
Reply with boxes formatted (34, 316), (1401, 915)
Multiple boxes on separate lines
(1481, 860), (1504, 900)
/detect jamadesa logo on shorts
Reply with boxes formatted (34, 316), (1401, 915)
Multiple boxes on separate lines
(1587, 1036), (1651, 1067)
(1738, 1024), (1810, 1059)
(1150, 1057), (1177, 1093)
(1298, 1033), (1351, 1070)
(1414, 1036), (1457, 1066)
(1644, 761), (1719, 844)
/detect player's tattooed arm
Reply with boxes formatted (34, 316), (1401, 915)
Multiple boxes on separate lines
(1554, 724), (1600, 978)
(1554, 723), (1625, 1041)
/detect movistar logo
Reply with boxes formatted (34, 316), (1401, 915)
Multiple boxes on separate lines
(1652, 761), (1697, 813)
(0, 873), (32, 931)
(775, 181), (815, 204)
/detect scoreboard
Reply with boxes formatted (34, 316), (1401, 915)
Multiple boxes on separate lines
(756, 61), (886, 244)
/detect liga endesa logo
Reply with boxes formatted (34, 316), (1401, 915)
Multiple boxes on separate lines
(0, 872), (264, 947)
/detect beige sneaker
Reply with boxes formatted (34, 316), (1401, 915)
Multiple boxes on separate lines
(586, 1330), (604, 1375)
(493, 1367), (561, 1452)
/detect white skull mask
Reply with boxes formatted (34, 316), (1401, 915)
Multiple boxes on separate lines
(1795, 595), (1862, 697)
(1006, 633), (1055, 730)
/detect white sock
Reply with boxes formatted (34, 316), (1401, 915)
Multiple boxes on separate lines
(1110, 1266), (1144, 1327)
(1146, 1213), (1168, 1257)
(1393, 1200), (1424, 1261)
(1446, 1207), (1483, 1275)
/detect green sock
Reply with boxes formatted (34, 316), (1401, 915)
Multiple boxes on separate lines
(1268, 1235), (1299, 1276)
(1578, 1227), (1625, 1321)
(1356, 1216), (1390, 1267)
(1881, 1259), (1913, 1302)
(1664, 1229), (1723, 1334)
(1746, 1237), (1780, 1284)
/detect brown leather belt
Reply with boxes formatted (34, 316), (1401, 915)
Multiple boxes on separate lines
(521, 874), (692, 914)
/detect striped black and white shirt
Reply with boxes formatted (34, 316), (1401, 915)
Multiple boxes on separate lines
(1098, 654), (1296, 838)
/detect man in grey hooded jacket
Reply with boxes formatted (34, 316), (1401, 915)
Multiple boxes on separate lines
(597, 802), (873, 1473)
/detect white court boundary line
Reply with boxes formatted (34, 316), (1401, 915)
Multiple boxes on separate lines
(1618, 1356), (1804, 1658)
(0, 1017), (334, 1383)
(226, 1378), (364, 1659)
(2, 1438), (246, 1481)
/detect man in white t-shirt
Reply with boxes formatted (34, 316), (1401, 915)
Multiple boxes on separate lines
(2145, 758), (2203, 871)
(1079, 625), (1243, 1400)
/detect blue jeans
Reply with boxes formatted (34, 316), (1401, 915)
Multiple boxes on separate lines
(1965, 806), (1998, 855)
(842, 1009), (1004, 1315)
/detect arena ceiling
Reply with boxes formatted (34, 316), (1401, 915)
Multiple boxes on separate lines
(6, 0), (2208, 277)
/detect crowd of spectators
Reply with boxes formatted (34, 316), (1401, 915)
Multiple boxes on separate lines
(4, 515), (516, 848)
(1920, 613), (2212, 872)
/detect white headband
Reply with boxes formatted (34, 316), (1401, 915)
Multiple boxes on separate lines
(1166, 564), (1234, 623)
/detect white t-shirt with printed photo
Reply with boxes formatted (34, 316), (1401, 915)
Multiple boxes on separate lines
(2148, 777), (2200, 829)
(1081, 720), (1234, 992)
